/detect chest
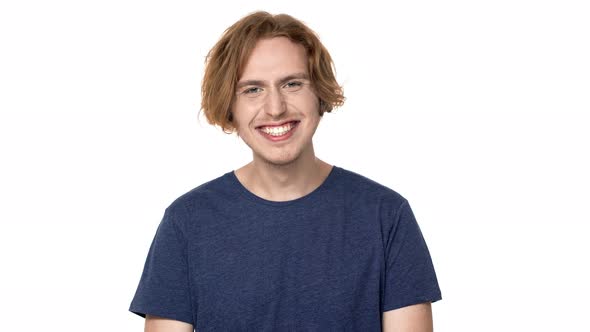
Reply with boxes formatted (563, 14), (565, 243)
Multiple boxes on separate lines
(186, 202), (385, 330)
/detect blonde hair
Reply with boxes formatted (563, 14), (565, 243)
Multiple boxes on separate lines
(200, 11), (345, 134)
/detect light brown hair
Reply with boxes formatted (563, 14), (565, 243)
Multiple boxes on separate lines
(200, 11), (345, 134)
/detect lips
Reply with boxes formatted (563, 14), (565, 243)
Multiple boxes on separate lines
(256, 120), (299, 141)
(256, 120), (299, 129)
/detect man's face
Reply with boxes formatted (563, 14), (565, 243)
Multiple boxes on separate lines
(231, 37), (321, 167)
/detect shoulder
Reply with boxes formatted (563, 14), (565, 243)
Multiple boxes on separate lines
(334, 166), (413, 232)
(335, 166), (408, 206)
(163, 170), (235, 217)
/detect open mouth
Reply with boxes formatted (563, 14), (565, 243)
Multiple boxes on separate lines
(256, 121), (300, 140)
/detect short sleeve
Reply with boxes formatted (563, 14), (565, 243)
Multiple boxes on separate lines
(382, 199), (442, 312)
(129, 204), (194, 325)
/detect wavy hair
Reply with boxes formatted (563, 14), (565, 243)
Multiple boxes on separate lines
(200, 11), (345, 134)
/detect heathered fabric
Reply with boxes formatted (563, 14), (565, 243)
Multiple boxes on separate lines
(129, 166), (441, 331)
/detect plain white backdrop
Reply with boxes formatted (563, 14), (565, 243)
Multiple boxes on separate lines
(1, 0), (589, 331)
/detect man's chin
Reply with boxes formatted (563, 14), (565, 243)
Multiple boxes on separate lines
(255, 154), (299, 168)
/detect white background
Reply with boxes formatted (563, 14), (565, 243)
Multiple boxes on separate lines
(1, 0), (589, 331)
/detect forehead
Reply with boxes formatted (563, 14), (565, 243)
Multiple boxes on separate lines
(239, 37), (308, 81)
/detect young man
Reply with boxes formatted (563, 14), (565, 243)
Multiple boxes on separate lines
(130, 11), (441, 332)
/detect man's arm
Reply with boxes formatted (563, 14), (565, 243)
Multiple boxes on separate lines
(382, 302), (433, 332)
(145, 315), (194, 332)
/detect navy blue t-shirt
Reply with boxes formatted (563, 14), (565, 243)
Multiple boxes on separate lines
(129, 166), (441, 331)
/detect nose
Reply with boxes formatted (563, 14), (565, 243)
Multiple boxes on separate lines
(264, 87), (287, 118)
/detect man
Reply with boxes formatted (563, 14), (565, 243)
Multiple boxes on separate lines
(130, 11), (441, 332)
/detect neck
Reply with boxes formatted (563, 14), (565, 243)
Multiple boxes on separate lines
(235, 146), (333, 202)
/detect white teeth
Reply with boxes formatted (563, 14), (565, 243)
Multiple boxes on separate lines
(260, 122), (296, 136)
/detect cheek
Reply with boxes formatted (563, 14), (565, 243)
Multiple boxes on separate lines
(231, 103), (258, 127)
(289, 90), (320, 109)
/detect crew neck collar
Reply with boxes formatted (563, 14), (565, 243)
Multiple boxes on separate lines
(226, 165), (340, 207)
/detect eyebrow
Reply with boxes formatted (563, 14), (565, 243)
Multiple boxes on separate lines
(236, 72), (309, 89)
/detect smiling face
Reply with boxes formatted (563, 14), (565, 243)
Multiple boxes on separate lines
(231, 37), (322, 167)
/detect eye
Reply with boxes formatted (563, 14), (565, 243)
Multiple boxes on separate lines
(283, 81), (303, 91)
(243, 87), (262, 95)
